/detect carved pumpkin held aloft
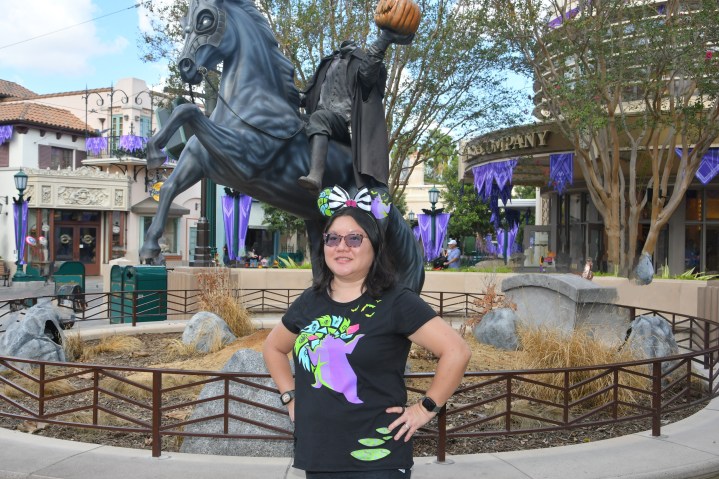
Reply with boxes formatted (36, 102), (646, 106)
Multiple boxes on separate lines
(374, 0), (421, 35)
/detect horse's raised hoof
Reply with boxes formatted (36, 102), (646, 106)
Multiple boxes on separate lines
(139, 242), (161, 262)
(298, 175), (321, 195)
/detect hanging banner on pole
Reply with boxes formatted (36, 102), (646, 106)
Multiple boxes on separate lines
(13, 199), (28, 265)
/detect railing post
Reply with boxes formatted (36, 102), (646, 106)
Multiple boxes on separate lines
(38, 364), (45, 417)
(651, 361), (662, 436)
(152, 371), (162, 457)
(439, 292), (444, 317)
(132, 292), (138, 327)
(436, 406), (448, 463)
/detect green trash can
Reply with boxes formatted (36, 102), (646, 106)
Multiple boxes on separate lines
(109, 265), (132, 324)
(54, 261), (86, 295)
(122, 265), (167, 323)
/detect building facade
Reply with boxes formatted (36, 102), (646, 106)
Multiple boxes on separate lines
(0, 77), (202, 277)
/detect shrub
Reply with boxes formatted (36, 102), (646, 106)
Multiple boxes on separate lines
(196, 268), (253, 338)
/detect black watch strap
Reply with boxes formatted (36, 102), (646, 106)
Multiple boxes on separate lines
(280, 390), (295, 405)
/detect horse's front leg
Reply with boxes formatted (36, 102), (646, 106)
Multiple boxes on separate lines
(140, 140), (206, 261)
(146, 103), (208, 169)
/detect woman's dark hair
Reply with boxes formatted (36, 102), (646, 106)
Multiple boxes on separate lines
(312, 207), (396, 298)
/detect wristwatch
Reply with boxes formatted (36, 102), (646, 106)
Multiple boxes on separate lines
(280, 390), (295, 405)
(421, 395), (442, 413)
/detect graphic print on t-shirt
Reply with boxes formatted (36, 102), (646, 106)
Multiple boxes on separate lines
(294, 314), (364, 404)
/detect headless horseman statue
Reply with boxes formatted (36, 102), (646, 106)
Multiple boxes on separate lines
(298, 29), (414, 194)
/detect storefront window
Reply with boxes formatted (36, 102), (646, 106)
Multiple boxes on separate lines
(706, 190), (719, 220)
(706, 225), (719, 274)
(685, 189), (701, 221)
(142, 217), (179, 254)
(685, 225), (701, 271)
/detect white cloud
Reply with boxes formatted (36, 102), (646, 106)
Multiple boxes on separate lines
(0, 0), (130, 77)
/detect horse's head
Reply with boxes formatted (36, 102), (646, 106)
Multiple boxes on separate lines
(178, 0), (229, 84)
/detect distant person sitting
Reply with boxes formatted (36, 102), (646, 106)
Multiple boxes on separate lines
(444, 239), (461, 269)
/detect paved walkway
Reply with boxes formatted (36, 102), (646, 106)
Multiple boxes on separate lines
(1, 279), (719, 478)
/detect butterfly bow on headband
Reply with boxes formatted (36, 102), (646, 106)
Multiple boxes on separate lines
(318, 185), (392, 219)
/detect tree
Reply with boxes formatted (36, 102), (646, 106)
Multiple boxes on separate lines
(435, 140), (493, 241)
(139, 0), (529, 201)
(489, 0), (719, 274)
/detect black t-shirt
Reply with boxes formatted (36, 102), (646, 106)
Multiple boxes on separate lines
(282, 286), (437, 472)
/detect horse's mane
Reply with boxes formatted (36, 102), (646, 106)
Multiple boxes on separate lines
(227, 0), (300, 110)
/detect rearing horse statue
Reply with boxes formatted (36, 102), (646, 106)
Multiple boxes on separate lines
(140, 0), (424, 293)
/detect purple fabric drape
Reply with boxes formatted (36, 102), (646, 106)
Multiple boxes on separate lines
(222, 194), (252, 260)
(675, 148), (719, 185)
(85, 137), (108, 156)
(118, 135), (146, 152)
(412, 225), (420, 242)
(549, 152), (574, 194)
(418, 212), (450, 261)
(222, 196), (235, 259)
(548, 6), (579, 29)
(14, 200), (28, 265)
(0, 125), (12, 145)
(236, 195), (252, 259)
(472, 159), (517, 201)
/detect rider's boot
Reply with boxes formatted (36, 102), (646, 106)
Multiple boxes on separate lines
(298, 135), (329, 194)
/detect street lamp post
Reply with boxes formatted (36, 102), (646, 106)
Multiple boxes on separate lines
(408, 210), (415, 224)
(13, 169), (28, 278)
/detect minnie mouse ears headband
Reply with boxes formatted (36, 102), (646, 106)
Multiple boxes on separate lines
(317, 185), (392, 219)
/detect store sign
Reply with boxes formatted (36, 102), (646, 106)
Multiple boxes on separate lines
(151, 181), (163, 202)
(472, 129), (551, 156)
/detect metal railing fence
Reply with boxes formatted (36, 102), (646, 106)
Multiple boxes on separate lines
(0, 289), (718, 461)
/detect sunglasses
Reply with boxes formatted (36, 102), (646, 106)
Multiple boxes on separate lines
(323, 233), (365, 248)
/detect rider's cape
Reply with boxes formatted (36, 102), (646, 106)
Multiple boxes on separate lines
(302, 47), (390, 185)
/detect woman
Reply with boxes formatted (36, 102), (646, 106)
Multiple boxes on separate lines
(263, 206), (471, 478)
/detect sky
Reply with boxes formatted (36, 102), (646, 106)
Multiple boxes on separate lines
(0, 0), (172, 95)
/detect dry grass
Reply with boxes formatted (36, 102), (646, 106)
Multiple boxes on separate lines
(513, 325), (648, 409)
(1, 374), (76, 399)
(461, 273), (516, 335)
(81, 335), (143, 360)
(196, 269), (253, 338)
(101, 330), (270, 398)
(63, 332), (84, 361)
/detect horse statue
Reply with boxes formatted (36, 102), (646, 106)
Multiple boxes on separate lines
(140, 0), (424, 293)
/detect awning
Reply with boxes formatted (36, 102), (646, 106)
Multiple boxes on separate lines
(131, 197), (190, 217)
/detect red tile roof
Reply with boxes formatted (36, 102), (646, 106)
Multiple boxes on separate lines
(0, 102), (90, 134)
(0, 80), (36, 100)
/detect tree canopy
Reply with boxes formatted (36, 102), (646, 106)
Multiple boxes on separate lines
(488, 0), (719, 274)
(139, 0), (529, 201)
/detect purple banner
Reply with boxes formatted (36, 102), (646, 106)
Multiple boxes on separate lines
(222, 194), (252, 260)
(85, 136), (108, 156)
(412, 225), (421, 242)
(549, 152), (574, 194)
(13, 200), (28, 265)
(548, 6), (579, 29)
(118, 135), (146, 152)
(0, 125), (12, 145)
(676, 148), (719, 185)
(418, 212), (450, 261)
(472, 159), (517, 201)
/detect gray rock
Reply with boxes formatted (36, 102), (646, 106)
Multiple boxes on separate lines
(0, 299), (67, 371)
(180, 349), (294, 457)
(634, 252), (654, 285)
(626, 314), (679, 377)
(502, 273), (628, 344)
(182, 311), (237, 353)
(473, 308), (519, 350)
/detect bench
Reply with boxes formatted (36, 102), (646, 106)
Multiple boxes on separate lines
(0, 260), (9, 286)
